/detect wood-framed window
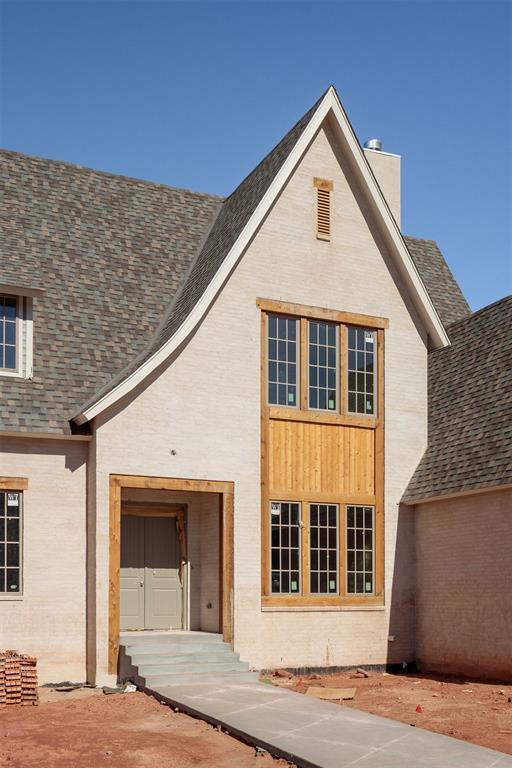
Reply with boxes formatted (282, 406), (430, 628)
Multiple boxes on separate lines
(0, 295), (19, 373)
(262, 300), (386, 423)
(259, 299), (386, 608)
(267, 314), (299, 408)
(0, 292), (34, 379)
(268, 500), (375, 601)
(0, 490), (23, 595)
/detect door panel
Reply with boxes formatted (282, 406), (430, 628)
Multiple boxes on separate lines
(144, 516), (182, 630)
(120, 515), (144, 630)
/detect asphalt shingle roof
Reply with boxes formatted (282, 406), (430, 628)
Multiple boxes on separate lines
(78, 91), (327, 415)
(0, 149), (220, 433)
(403, 296), (512, 502)
(0, 94), (473, 438)
(404, 236), (471, 327)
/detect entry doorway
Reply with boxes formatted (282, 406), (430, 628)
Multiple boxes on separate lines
(120, 507), (187, 631)
(108, 475), (234, 675)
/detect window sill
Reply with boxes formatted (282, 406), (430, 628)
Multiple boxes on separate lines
(261, 596), (384, 610)
(267, 406), (377, 430)
(0, 594), (24, 601)
(261, 603), (385, 612)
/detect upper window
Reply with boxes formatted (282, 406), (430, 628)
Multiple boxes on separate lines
(347, 327), (376, 415)
(0, 491), (22, 595)
(0, 295), (18, 372)
(265, 309), (379, 417)
(267, 315), (298, 408)
(0, 290), (34, 379)
(308, 320), (338, 411)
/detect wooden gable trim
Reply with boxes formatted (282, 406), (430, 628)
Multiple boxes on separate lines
(74, 86), (448, 430)
(256, 298), (389, 330)
(0, 477), (28, 491)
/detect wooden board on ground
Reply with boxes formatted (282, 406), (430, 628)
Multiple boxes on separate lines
(305, 686), (356, 701)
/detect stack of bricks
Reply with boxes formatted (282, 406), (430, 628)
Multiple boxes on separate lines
(0, 651), (38, 706)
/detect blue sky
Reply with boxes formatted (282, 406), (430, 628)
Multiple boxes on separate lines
(1, 1), (510, 311)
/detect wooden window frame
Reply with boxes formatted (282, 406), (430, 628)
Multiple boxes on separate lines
(0, 484), (25, 598)
(259, 299), (385, 608)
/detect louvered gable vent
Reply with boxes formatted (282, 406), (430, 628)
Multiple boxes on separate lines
(314, 178), (332, 240)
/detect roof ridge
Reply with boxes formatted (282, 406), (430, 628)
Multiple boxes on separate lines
(223, 87), (331, 204)
(403, 235), (437, 245)
(0, 147), (224, 202)
(447, 294), (512, 329)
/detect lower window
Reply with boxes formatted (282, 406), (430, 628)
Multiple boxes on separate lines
(268, 500), (375, 598)
(346, 505), (374, 594)
(0, 491), (22, 594)
(309, 504), (338, 594)
(270, 501), (300, 593)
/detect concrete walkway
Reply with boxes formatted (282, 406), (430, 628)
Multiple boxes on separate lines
(146, 679), (512, 768)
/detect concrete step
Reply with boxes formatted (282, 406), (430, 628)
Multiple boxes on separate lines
(128, 650), (239, 666)
(119, 632), (257, 689)
(137, 660), (250, 677)
(139, 670), (260, 687)
(123, 641), (231, 656)
(120, 633), (223, 645)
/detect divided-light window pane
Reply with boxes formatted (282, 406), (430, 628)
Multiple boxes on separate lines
(308, 320), (337, 411)
(309, 504), (338, 594)
(346, 505), (374, 595)
(0, 295), (17, 371)
(267, 315), (298, 407)
(0, 491), (21, 594)
(270, 501), (300, 594)
(347, 327), (375, 415)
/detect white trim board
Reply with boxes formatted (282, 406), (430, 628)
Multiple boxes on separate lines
(73, 87), (449, 426)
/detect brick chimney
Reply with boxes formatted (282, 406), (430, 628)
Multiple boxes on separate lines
(363, 140), (401, 228)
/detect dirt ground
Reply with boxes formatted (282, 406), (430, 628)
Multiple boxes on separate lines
(264, 669), (512, 755)
(0, 688), (292, 768)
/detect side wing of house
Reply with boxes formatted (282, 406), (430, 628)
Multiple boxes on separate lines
(91, 104), (434, 679)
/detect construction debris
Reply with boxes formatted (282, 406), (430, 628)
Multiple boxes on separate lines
(356, 668), (370, 678)
(305, 686), (356, 701)
(0, 650), (38, 706)
(274, 669), (293, 679)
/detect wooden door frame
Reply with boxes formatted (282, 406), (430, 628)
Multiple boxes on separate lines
(109, 474), (234, 675)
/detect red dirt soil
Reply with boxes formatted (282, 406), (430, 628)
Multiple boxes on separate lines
(264, 670), (512, 755)
(0, 689), (292, 768)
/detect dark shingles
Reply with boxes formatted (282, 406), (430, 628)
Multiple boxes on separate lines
(1, 92), (474, 437)
(77, 90), (328, 414)
(404, 236), (471, 327)
(0, 149), (220, 433)
(403, 296), (512, 502)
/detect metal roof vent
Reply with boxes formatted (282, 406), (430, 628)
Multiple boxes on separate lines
(364, 138), (382, 152)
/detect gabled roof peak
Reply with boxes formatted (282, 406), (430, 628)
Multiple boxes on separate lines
(73, 84), (451, 425)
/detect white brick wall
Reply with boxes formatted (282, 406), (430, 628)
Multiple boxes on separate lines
(91, 121), (428, 678)
(0, 439), (88, 684)
(415, 489), (512, 680)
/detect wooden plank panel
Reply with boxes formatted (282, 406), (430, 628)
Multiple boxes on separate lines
(375, 329), (385, 599)
(256, 298), (389, 329)
(111, 475), (232, 494)
(108, 479), (121, 675)
(0, 477), (28, 490)
(269, 421), (374, 497)
(268, 406), (377, 430)
(222, 491), (234, 643)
